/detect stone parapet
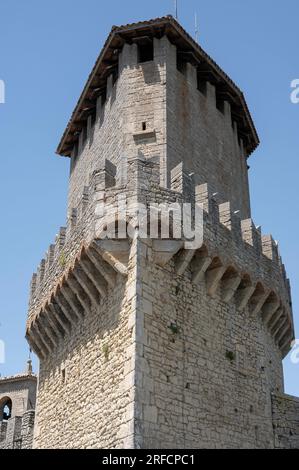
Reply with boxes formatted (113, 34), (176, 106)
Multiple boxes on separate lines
(27, 156), (294, 360)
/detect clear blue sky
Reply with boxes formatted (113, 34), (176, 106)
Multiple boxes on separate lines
(0, 0), (298, 395)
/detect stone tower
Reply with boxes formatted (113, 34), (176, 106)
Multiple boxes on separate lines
(0, 361), (37, 449)
(26, 16), (299, 449)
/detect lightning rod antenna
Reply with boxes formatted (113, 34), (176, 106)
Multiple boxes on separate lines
(195, 12), (199, 43)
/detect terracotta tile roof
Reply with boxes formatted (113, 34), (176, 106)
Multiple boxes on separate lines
(0, 373), (37, 384)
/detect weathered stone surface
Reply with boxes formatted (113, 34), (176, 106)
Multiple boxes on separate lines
(272, 394), (299, 449)
(25, 17), (297, 449)
(0, 371), (37, 449)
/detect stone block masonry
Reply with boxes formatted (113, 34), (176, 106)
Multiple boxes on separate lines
(272, 394), (299, 448)
(26, 16), (297, 449)
(0, 372), (37, 449)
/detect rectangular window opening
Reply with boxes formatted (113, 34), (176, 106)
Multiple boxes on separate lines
(91, 112), (96, 128)
(73, 142), (78, 159)
(112, 65), (119, 86)
(232, 119), (238, 132)
(138, 42), (154, 63)
(71, 142), (79, 172)
(177, 51), (188, 76)
(197, 77), (207, 96)
(89, 113), (96, 147)
(82, 124), (88, 146)
(101, 88), (107, 106)
(216, 94), (225, 114)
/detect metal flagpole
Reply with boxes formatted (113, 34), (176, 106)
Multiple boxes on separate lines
(195, 12), (199, 42)
(174, 0), (178, 19)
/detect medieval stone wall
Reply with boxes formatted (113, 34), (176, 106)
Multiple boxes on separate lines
(33, 260), (137, 449)
(272, 393), (299, 449)
(134, 247), (281, 448)
(26, 23), (297, 449)
(27, 155), (294, 449)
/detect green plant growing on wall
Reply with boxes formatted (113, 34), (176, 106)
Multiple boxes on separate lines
(59, 251), (67, 268)
(102, 344), (109, 362)
(225, 350), (236, 362)
(168, 322), (181, 336)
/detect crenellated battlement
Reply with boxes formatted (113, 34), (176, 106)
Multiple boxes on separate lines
(29, 188), (92, 317)
(27, 155), (294, 360)
(161, 162), (294, 357)
(27, 164), (132, 339)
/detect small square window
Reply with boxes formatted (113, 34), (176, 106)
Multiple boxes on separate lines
(197, 78), (207, 96)
(138, 43), (154, 63)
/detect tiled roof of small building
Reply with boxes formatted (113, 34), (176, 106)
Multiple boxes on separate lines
(0, 373), (37, 384)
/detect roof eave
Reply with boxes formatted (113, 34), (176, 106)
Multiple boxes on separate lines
(56, 16), (259, 158)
